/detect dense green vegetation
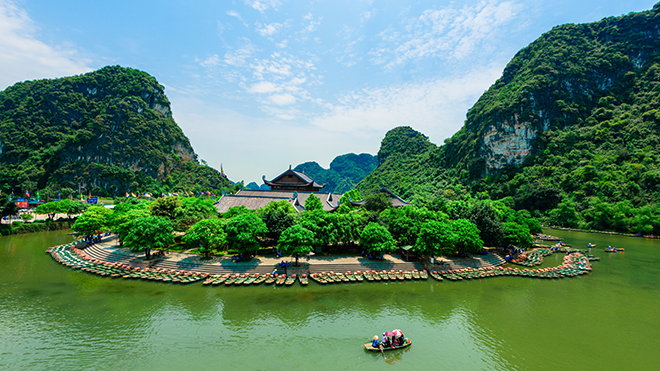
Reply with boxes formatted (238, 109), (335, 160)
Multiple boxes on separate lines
(358, 4), (660, 235)
(0, 66), (237, 197)
(76, 191), (538, 261)
(292, 153), (377, 193)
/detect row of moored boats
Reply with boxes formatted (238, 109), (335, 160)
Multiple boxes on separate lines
(310, 270), (428, 283)
(47, 242), (595, 286)
(202, 273), (308, 286)
(47, 243), (205, 284)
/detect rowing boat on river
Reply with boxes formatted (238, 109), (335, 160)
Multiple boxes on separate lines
(364, 339), (412, 351)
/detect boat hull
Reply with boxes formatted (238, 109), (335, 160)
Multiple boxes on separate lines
(364, 340), (412, 351)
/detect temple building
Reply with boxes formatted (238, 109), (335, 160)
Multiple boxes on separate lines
(262, 167), (325, 192)
(213, 167), (409, 214)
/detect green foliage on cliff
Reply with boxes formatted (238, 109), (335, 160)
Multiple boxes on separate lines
(358, 4), (660, 234)
(293, 153), (377, 194)
(0, 66), (236, 197)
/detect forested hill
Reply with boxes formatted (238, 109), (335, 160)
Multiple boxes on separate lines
(293, 153), (377, 194)
(0, 66), (237, 197)
(359, 4), (660, 234)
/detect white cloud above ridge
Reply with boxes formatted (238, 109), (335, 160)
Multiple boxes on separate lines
(0, 0), (91, 90)
(370, 0), (523, 69)
(310, 63), (505, 143)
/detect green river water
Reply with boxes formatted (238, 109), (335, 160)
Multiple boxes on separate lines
(1, 229), (659, 370)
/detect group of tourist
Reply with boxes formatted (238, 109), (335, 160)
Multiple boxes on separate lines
(371, 330), (406, 349)
(82, 232), (110, 247)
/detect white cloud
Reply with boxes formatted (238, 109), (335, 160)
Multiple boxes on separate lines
(311, 63), (505, 143)
(269, 93), (296, 106)
(222, 41), (257, 67)
(246, 81), (282, 93)
(226, 10), (248, 27)
(200, 54), (221, 68)
(370, 0), (522, 69)
(275, 39), (289, 48)
(361, 10), (375, 23)
(246, 0), (281, 13)
(300, 13), (321, 34)
(256, 22), (284, 37)
(0, 0), (91, 90)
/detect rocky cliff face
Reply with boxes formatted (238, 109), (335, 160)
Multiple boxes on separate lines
(0, 66), (231, 196)
(450, 5), (660, 175)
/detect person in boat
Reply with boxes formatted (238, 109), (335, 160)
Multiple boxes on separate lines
(371, 336), (381, 348)
(381, 333), (391, 348)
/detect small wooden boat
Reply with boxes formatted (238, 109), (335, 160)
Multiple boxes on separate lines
(363, 271), (374, 281)
(380, 271), (390, 281)
(276, 274), (286, 285)
(364, 339), (412, 351)
(285, 274), (296, 286)
(354, 271), (364, 282)
(243, 274), (256, 285)
(234, 274), (248, 285)
(412, 270), (420, 280)
(420, 270), (428, 280)
(345, 271), (356, 282)
(253, 273), (266, 285)
(404, 271), (413, 280)
(336, 272), (349, 282)
(388, 270), (398, 280)
(225, 275), (238, 286)
(299, 274), (309, 285)
(264, 273), (276, 285)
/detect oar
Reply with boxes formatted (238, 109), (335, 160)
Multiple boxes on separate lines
(379, 344), (384, 358)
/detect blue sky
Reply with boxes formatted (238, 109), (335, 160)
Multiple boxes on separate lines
(1, 0), (657, 185)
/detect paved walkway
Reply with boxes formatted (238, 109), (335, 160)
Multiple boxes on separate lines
(81, 236), (505, 275)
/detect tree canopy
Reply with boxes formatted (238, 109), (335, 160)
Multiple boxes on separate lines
(183, 218), (226, 258)
(224, 213), (267, 254)
(123, 216), (174, 257)
(277, 224), (314, 265)
(359, 222), (396, 254)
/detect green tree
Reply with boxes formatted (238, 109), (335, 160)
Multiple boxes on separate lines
(502, 222), (533, 248)
(149, 196), (182, 220)
(58, 199), (88, 219)
(548, 197), (580, 228)
(330, 211), (364, 246)
(363, 192), (392, 212)
(259, 200), (296, 242)
(183, 219), (226, 258)
(34, 201), (62, 220)
(277, 224), (314, 265)
(123, 216), (174, 259)
(304, 193), (323, 211)
(72, 206), (112, 237)
(224, 213), (267, 255)
(108, 202), (150, 245)
(359, 222), (396, 254)
(464, 201), (504, 247)
(415, 220), (456, 256)
(298, 210), (335, 248)
(450, 219), (483, 253)
(381, 205), (440, 245)
(176, 196), (218, 231)
(221, 205), (253, 219)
